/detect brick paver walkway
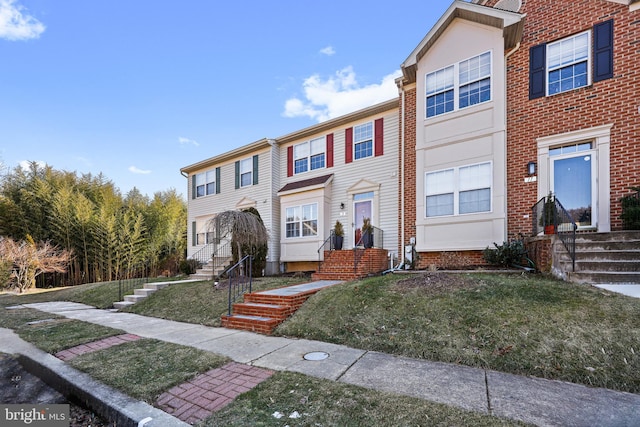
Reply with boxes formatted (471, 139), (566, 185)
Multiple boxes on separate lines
(55, 334), (141, 361)
(156, 362), (274, 424)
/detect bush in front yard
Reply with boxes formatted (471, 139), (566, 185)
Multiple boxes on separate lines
(483, 239), (528, 267)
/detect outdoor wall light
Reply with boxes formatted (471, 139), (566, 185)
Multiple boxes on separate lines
(527, 161), (537, 175)
(340, 202), (345, 210)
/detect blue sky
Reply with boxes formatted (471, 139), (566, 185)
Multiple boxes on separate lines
(0, 0), (452, 198)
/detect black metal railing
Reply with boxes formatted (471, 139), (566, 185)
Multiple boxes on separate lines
(621, 189), (640, 230)
(118, 276), (149, 301)
(317, 231), (333, 271)
(211, 240), (232, 280)
(191, 242), (216, 265)
(226, 255), (253, 315)
(353, 225), (384, 274)
(531, 195), (577, 271)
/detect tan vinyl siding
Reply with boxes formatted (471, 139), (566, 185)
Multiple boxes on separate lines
(278, 107), (400, 261)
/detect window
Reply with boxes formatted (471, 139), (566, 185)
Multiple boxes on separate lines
(459, 52), (491, 108)
(529, 20), (613, 100)
(547, 31), (590, 95)
(354, 122), (373, 160)
(426, 52), (491, 118)
(425, 162), (492, 217)
(240, 158), (252, 187)
(194, 169), (217, 198)
(285, 203), (318, 238)
(426, 66), (454, 117)
(294, 137), (325, 174)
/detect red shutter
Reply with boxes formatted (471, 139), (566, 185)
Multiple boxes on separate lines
(326, 133), (334, 168)
(345, 127), (353, 164)
(287, 146), (293, 177)
(374, 118), (384, 157)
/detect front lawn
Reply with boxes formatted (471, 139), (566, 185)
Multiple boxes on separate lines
(275, 273), (640, 394)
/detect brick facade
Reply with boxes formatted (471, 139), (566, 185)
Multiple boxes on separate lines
(504, 0), (639, 236)
(399, 85), (417, 257)
(398, 0), (639, 270)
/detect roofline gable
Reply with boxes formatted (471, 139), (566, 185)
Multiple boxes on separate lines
(400, 0), (525, 84)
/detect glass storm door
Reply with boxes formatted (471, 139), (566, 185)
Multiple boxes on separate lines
(551, 149), (596, 228)
(353, 192), (373, 246)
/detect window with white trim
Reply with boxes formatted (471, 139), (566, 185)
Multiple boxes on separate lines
(195, 170), (216, 198)
(294, 137), (325, 174)
(285, 203), (318, 238)
(354, 122), (373, 160)
(425, 162), (492, 217)
(547, 31), (590, 95)
(240, 158), (253, 187)
(426, 51), (492, 118)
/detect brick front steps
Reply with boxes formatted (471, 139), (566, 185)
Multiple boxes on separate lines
(312, 248), (390, 281)
(221, 281), (342, 335)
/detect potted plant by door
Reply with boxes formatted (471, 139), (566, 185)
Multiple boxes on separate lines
(540, 193), (557, 234)
(332, 220), (344, 250)
(361, 217), (374, 248)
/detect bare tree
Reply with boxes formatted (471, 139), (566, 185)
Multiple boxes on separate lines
(0, 236), (72, 293)
(206, 210), (268, 263)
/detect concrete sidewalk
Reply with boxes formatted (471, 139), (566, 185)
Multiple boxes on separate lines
(4, 301), (639, 426)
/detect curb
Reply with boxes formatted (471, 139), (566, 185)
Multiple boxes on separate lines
(8, 336), (189, 427)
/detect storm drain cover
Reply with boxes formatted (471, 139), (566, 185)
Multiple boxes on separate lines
(303, 351), (329, 361)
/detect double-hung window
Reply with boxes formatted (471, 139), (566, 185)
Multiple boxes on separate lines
(426, 66), (454, 117)
(529, 20), (613, 100)
(285, 203), (318, 238)
(547, 31), (590, 95)
(354, 122), (373, 160)
(195, 169), (216, 198)
(240, 158), (253, 187)
(426, 51), (491, 118)
(425, 162), (492, 217)
(294, 137), (325, 174)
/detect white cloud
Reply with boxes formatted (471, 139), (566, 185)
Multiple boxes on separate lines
(283, 66), (402, 122)
(178, 136), (199, 147)
(0, 0), (45, 41)
(319, 46), (335, 56)
(18, 160), (45, 170)
(128, 166), (151, 175)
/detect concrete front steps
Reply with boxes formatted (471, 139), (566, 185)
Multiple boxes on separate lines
(312, 248), (389, 281)
(558, 231), (640, 284)
(189, 256), (233, 280)
(113, 279), (200, 310)
(221, 281), (342, 334)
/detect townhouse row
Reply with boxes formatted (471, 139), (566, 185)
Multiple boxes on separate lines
(181, 0), (640, 275)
